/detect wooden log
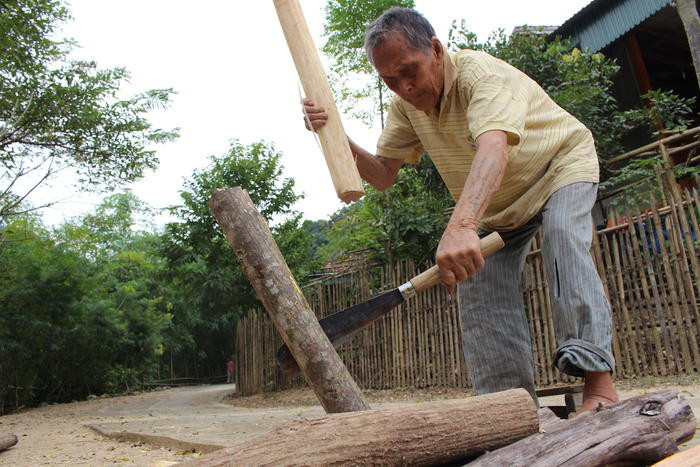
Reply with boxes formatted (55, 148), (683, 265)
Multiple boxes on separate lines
(209, 187), (369, 413)
(469, 390), (696, 466)
(273, 0), (364, 204)
(0, 434), (18, 451)
(652, 444), (700, 466)
(181, 389), (538, 467)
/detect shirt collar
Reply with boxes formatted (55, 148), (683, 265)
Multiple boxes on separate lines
(442, 51), (458, 103)
(425, 50), (457, 120)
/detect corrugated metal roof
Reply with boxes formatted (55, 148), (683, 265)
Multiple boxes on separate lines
(552, 0), (672, 52)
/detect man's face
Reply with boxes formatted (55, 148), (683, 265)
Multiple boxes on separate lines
(371, 31), (444, 112)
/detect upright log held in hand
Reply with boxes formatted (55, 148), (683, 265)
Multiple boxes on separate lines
(273, 0), (364, 204)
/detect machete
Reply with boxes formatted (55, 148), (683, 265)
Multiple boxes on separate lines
(277, 232), (504, 375)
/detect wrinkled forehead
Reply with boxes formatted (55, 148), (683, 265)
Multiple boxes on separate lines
(371, 30), (429, 68)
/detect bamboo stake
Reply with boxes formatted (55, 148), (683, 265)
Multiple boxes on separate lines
(611, 224), (639, 375)
(667, 194), (700, 369)
(634, 203), (673, 375)
(648, 196), (686, 374)
(627, 208), (665, 375)
(617, 217), (646, 376)
(531, 236), (555, 385)
(600, 229), (625, 376)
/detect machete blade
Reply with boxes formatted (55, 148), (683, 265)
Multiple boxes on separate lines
(277, 289), (404, 375)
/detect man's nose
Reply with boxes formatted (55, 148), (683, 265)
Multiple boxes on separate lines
(400, 80), (414, 95)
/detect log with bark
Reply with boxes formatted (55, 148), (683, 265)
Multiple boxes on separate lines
(0, 434), (18, 452)
(179, 389), (538, 467)
(209, 188), (369, 414)
(468, 389), (696, 466)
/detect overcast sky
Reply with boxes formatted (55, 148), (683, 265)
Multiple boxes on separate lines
(32, 0), (592, 226)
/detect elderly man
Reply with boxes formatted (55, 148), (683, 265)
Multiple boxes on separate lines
(303, 7), (617, 412)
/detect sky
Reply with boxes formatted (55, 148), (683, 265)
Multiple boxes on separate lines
(30, 0), (593, 227)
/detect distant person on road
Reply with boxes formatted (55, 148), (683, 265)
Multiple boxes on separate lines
(226, 359), (234, 383)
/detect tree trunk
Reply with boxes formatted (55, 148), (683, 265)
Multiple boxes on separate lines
(677, 0), (700, 88)
(180, 389), (537, 467)
(209, 188), (370, 414)
(0, 434), (18, 452)
(470, 390), (696, 466)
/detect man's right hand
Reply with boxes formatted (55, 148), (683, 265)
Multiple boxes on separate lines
(302, 98), (328, 132)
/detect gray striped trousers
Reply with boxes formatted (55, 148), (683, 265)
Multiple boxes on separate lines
(458, 182), (614, 402)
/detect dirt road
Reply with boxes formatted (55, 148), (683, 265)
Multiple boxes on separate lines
(1, 381), (698, 466)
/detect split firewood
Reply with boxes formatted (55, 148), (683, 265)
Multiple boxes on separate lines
(469, 390), (696, 466)
(0, 434), (18, 452)
(179, 389), (538, 466)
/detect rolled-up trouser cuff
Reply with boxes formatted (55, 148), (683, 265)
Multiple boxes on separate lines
(553, 339), (615, 377)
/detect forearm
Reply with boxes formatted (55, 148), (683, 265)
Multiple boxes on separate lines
(448, 132), (508, 231)
(348, 138), (401, 191)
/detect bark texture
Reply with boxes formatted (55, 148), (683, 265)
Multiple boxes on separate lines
(677, 0), (700, 87)
(0, 434), (18, 451)
(181, 389), (537, 467)
(209, 188), (369, 414)
(470, 390), (696, 466)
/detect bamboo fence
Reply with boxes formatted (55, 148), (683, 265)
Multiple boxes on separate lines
(235, 130), (700, 396)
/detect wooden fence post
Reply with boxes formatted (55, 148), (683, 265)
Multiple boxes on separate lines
(209, 187), (370, 413)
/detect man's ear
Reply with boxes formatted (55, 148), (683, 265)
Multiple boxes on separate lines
(431, 36), (443, 59)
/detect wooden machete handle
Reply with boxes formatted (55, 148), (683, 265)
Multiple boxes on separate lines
(409, 232), (504, 293)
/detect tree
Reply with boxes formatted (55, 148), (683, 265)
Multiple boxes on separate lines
(0, 0), (178, 218)
(322, 0), (415, 127)
(160, 140), (316, 377)
(320, 156), (451, 267)
(0, 194), (171, 410)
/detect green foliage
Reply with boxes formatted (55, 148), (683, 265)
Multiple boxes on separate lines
(322, 0), (414, 127)
(0, 194), (171, 410)
(628, 90), (697, 137)
(0, 0), (178, 218)
(160, 140), (315, 377)
(319, 156), (451, 266)
(599, 90), (698, 210)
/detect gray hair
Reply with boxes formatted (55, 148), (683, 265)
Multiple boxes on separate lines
(364, 8), (436, 65)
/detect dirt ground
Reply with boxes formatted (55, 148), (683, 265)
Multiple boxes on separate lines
(1, 376), (699, 466)
(0, 391), (190, 466)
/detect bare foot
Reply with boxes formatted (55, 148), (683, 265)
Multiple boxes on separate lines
(576, 371), (619, 415)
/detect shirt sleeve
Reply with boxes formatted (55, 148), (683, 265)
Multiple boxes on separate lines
(461, 58), (527, 146)
(376, 97), (424, 165)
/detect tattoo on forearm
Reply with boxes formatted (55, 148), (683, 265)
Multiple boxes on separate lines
(461, 154), (505, 224)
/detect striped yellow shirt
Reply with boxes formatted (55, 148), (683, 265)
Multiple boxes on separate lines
(376, 49), (599, 231)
